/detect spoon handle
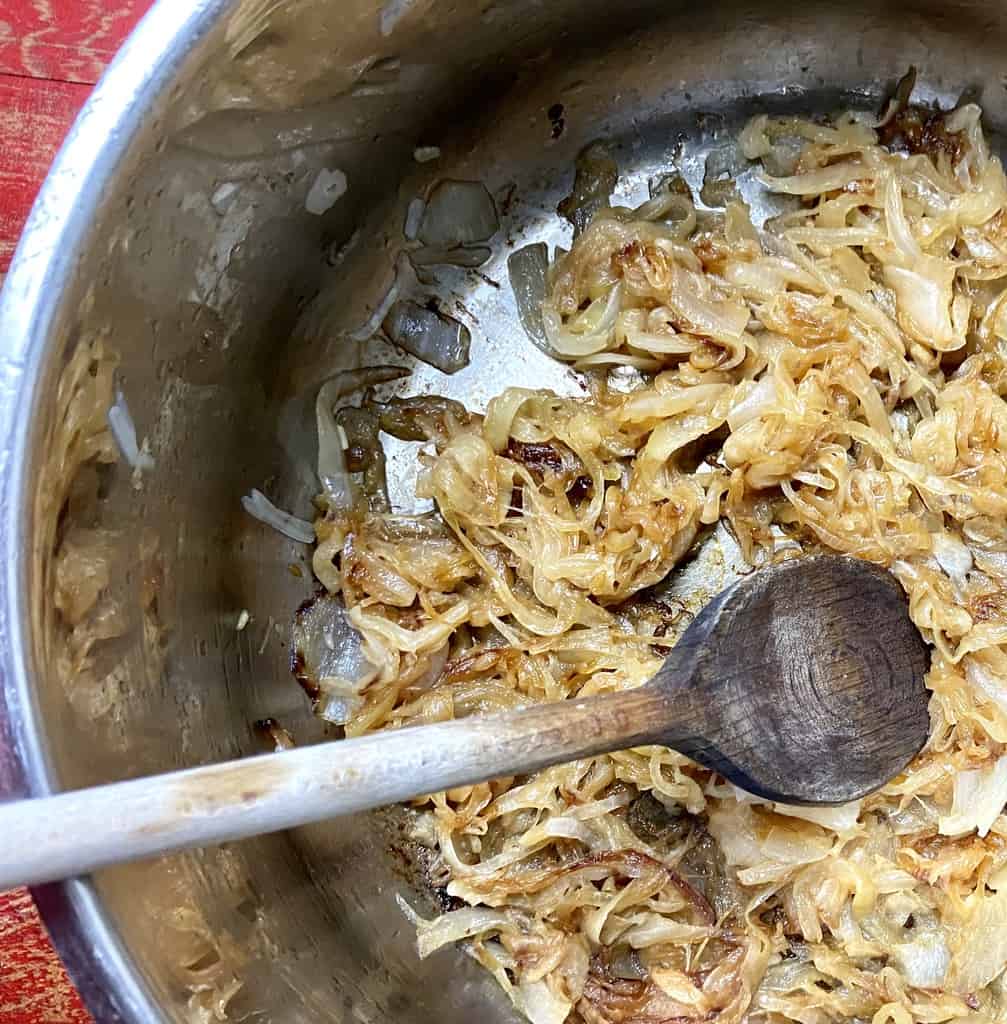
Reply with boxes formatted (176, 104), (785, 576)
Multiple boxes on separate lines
(0, 686), (673, 889)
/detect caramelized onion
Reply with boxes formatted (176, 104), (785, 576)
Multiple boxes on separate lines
(289, 90), (1007, 1024)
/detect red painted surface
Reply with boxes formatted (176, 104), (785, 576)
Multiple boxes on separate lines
(0, 2), (150, 1019)
(0, 1), (149, 84)
(0, 75), (91, 270)
(0, 891), (91, 1023)
(0, 0), (150, 271)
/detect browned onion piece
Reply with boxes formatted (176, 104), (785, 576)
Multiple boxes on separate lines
(383, 300), (471, 374)
(418, 180), (499, 247)
(375, 395), (472, 446)
(558, 141), (618, 236)
(337, 405), (390, 512)
(316, 366), (408, 510)
(507, 242), (550, 350)
(291, 591), (376, 724)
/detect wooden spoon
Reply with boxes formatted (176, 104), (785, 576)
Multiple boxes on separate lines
(0, 555), (929, 890)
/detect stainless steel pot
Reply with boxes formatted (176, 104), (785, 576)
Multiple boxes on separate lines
(0, 1), (1003, 1020)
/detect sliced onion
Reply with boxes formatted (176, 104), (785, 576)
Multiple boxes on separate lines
(973, 549), (1007, 579)
(349, 253), (414, 342)
(667, 264), (750, 344)
(621, 329), (695, 356)
(876, 66), (917, 128)
(724, 199), (759, 243)
(516, 978), (573, 1024)
(411, 643), (450, 690)
(932, 531), (973, 585)
(762, 161), (867, 196)
(242, 489), (315, 543)
(700, 145), (744, 208)
(255, 718), (297, 751)
(885, 259), (961, 351)
(620, 917), (714, 948)
(701, 176), (739, 207)
(739, 114), (772, 159)
(558, 141), (618, 236)
(395, 893), (421, 925)
(484, 387), (536, 452)
(892, 931), (950, 989)
(317, 683), (365, 726)
(305, 168), (348, 216)
(507, 243), (550, 348)
(317, 366), (409, 509)
(727, 374), (779, 431)
(576, 352), (661, 371)
(383, 300), (471, 374)
(543, 283), (622, 357)
(634, 175), (695, 232)
(763, 139), (805, 177)
(410, 245), (492, 269)
(520, 816), (595, 846)
(403, 197), (425, 241)
(419, 180), (499, 247)
(291, 591), (377, 723)
(950, 887), (1007, 993)
(946, 102), (982, 137)
(965, 657), (1007, 716)
(939, 755), (1007, 838)
(107, 389), (154, 472)
(884, 172), (922, 261)
(773, 800), (861, 833)
(415, 907), (513, 958)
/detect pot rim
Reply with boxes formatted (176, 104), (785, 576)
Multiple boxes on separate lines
(0, 1), (234, 1019)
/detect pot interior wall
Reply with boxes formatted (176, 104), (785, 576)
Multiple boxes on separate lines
(22, 0), (1007, 1020)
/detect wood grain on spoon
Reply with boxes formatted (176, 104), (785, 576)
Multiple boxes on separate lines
(0, 555), (930, 890)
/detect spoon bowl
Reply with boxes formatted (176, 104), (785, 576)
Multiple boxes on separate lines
(648, 555), (931, 804)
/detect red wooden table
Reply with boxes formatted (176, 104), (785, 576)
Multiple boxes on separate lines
(0, 3), (151, 1019)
